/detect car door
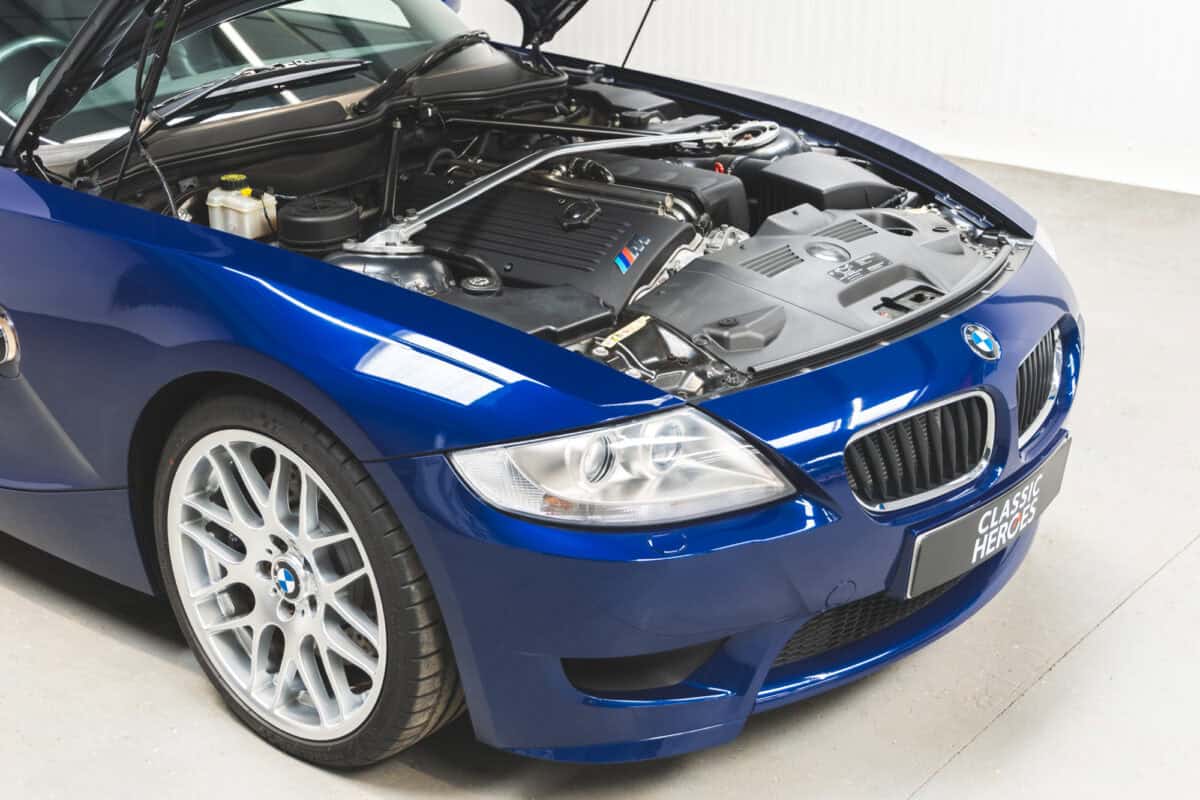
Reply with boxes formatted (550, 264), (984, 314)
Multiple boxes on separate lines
(0, 297), (106, 492)
(0, 167), (163, 590)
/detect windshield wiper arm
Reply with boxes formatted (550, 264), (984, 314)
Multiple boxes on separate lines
(82, 58), (370, 173)
(355, 31), (492, 115)
(149, 58), (371, 130)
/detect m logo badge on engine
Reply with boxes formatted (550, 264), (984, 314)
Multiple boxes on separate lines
(615, 235), (653, 274)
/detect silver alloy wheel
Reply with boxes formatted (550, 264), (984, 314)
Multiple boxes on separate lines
(166, 429), (386, 741)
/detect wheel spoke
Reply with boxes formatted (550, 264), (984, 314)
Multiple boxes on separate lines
(308, 530), (356, 551)
(322, 623), (379, 675)
(268, 456), (309, 540)
(182, 493), (234, 530)
(246, 625), (272, 694)
(329, 598), (380, 650)
(208, 450), (262, 529)
(318, 641), (359, 718)
(298, 641), (338, 726)
(267, 455), (294, 530)
(205, 612), (256, 635)
(323, 567), (368, 595)
(272, 656), (298, 711)
(189, 572), (238, 601)
(223, 443), (271, 513)
(297, 472), (320, 542)
(180, 519), (243, 565)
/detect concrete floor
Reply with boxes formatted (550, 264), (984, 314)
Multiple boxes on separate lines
(1, 160), (1197, 799)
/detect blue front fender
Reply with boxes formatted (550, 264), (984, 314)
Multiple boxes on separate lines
(0, 168), (674, 589)
(0, 168), (678, 491)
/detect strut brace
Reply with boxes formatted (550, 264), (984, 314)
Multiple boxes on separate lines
(346, 120), (780, 254)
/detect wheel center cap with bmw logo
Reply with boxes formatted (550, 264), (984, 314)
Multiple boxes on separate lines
(273, 561), (302, 600)
(963, 324), (1001, 360)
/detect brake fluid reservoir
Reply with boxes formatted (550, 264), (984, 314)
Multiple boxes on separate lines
(207, 174), (278, 239)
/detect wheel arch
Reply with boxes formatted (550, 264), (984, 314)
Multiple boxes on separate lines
(126, 369), (375, 594)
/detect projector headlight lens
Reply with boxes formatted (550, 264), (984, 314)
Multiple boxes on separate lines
(450, 408), (793, 526)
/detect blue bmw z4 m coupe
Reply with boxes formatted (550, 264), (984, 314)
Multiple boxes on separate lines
(0, 0), (1082, 766)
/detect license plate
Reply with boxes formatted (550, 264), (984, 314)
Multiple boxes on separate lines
(906, 437), (1072, 598)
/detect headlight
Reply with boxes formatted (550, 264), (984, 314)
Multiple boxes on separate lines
(450, 408), (793, 526)
(1034, 224), (1058, 262)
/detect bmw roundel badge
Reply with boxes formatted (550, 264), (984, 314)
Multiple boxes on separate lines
(274, 564), (300, 599)
(963, 324), (1001, 360)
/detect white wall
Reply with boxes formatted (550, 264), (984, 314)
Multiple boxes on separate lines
(460, 0), (1200, 195)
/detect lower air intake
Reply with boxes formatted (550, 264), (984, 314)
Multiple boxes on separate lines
(771, 578), (962, 668)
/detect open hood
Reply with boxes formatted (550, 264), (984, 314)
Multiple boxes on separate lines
(3, 0), (579, 163)
(502, 0), (590, 48)
(3, 1), (294, 162)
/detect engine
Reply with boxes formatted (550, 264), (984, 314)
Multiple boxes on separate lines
(196, 80), (1011, 398)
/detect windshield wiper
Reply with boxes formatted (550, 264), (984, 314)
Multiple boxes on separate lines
(82, 58), (370, 174)
(355, 31), (492, 115)
(158, 58), (371, 120)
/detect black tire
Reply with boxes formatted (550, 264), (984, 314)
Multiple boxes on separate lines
(153, 393), (464, 767)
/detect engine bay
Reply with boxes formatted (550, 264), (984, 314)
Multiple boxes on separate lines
(88, 71), (1016, 399)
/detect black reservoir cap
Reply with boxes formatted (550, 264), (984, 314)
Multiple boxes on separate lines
(277, 195), (361, 255)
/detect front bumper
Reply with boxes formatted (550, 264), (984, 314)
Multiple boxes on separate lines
(366, 243), (1083, 763)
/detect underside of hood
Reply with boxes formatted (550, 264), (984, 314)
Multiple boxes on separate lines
(3, 1), (302, 162)
(2, 0), (587, 163)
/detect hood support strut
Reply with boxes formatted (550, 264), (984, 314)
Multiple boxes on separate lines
(111, 0), (187, 199)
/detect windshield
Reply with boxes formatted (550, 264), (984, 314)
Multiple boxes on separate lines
(0, 0), (469, 144)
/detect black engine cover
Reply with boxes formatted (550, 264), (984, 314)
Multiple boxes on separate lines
(401, 174), (694, 310)
(630, 205), (996, 374)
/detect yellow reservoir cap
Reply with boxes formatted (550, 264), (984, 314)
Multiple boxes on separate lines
(219, 173), (250, 191)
